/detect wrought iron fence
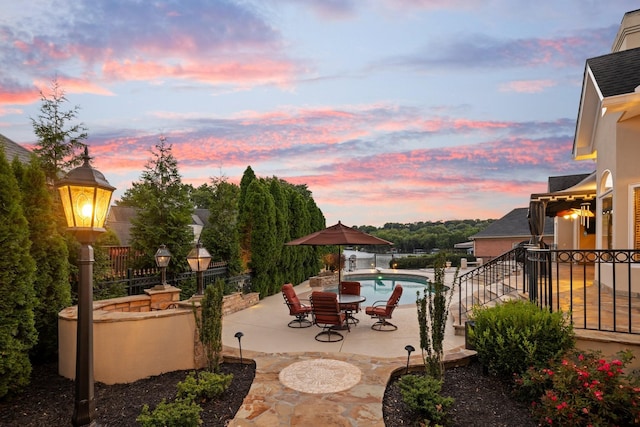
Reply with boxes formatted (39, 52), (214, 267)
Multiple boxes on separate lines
(454, 247), (640, 335)
(526, 249), (640, 334)
(92, 263), (252, 297)
(454, 246), (527, 326)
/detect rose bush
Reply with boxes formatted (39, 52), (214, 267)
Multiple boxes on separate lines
(515, 349), (640, 426)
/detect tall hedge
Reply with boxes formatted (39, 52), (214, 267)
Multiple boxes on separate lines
(12, 157), (71, 362)
(0, 148), (37, 398)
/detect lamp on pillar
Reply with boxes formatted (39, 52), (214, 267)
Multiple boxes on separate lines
(187, 242), (211, 295)
(154, 244), (172, 289)
(56, 146), (115, 427)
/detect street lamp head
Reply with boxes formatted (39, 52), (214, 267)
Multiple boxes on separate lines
(405, 345), (415, 354)
(187, 242), (212, 272)
(234, 331), (244, 339)
(155, 244), (172, 268)
(56, 146), (115, 243)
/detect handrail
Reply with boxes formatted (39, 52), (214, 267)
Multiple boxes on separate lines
(454, 246), (527, 325)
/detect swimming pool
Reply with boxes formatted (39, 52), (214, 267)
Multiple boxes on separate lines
(327, 273), (433, 306)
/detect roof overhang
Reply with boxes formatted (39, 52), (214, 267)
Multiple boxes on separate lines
(574, 65), (640, 161)
(530, 172), (596, 217)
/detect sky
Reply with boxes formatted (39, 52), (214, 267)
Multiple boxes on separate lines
(1, 0), (638, 227)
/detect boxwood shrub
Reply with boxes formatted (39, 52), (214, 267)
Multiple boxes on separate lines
(469, 299), (574, 379)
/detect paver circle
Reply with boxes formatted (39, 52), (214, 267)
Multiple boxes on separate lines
(279, 358), (362, 394)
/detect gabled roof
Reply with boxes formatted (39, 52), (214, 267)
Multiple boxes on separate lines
(106, 205), (212, 246)
(471, 207), (553, 239)
(587, 47), (640, 98)
(574, 47), (640, 159)
(0, 134), (31, 164)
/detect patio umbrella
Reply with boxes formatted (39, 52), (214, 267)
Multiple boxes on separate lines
(527, 200), (547, 248)
(285, 221), (393, 291)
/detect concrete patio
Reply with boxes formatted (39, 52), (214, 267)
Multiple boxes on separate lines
(221, 270), (474, 426)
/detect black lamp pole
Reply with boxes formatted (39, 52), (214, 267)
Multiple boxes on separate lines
(234, 331), (244, 364)
(404, 345), (415, 374)
(56, 147), (115, 427)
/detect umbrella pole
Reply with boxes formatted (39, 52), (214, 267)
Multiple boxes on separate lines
(338, 245), (342, 296)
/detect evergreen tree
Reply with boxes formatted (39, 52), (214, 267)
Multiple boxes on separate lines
(0, 148), (37, 398)
(119, 137), (194, 273)
(244, 180), (277, 297)
(199, 177), (243, 275)
(237, 166), (257, 267)
(31, 78), (88, 183)
(12, 157), (71, 363)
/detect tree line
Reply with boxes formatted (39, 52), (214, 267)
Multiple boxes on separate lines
(354, 219), (494, 254)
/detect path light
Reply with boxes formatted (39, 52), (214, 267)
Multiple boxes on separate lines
(235, 331), (244, 364)
(56, 146), (115, 427)
(187, 242), (211, 295)
(154, 244), (172, 289)
(404, 345), (415, 374)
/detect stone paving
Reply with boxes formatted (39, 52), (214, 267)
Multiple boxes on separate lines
(221, 272), (475, 426)
(226, 347), (474, 426)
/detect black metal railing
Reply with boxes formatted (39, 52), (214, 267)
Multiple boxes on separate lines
(454, 247), (640, 335)
(454, 246), (527, 326)
(93, 263), (248, 296)
(526, 249), (640, 334)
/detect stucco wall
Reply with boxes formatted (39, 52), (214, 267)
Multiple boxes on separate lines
(59, 291), (259, 384)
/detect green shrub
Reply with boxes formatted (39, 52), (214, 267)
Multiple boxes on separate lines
(398, 374), (454, 424)
(515, 349), (640, 426)
(176, 371), (233, 402)
(470, 300), (574, 379)
(136, 399), (202, 427)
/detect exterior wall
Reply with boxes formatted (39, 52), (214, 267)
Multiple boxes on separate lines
(474, 235), (555, 259)
(474, 237), (526, 259)
(59, 291), (259, 384)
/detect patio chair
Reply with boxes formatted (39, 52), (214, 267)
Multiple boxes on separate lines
(339, 281), (361, 325)
(282, 283), (313, 328)
(310, 291), (350, 342)
(365, 284), (403, 331)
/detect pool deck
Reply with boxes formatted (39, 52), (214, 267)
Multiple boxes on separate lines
(221, 269), (474, 426)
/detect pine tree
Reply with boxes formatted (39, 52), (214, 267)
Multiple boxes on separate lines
(198, 177), (243, 275)
(119, 136), (194, 273)
(12, 157), (71, 363)
(0, 148), (37, 398)
(31, 78), (88, 183)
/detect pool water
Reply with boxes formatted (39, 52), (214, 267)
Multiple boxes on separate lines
(328, 273), (433, 306)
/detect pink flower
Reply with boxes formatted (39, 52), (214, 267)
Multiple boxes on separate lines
(578, 354), (585, 361)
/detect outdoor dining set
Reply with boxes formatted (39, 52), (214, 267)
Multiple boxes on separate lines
(281, 282), (404, 342)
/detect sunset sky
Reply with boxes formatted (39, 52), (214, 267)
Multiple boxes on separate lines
(1, 1), (637, 227)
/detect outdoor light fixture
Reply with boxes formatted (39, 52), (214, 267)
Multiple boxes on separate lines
(404, 345), (415, 374)
(56, 146), (115, 427)
(234, 331), (244, 364)
(187, 242), (211, 295)
(154, 244), (172, 289)
(580, 202), (592, 228)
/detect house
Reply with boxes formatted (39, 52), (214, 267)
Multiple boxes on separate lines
(530, 9), (640, 294)
(106, 205), (210, 246)
(470, 207), (554, 259)
(0, 133), (31, 163)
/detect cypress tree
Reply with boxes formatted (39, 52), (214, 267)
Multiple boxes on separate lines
(244, 180), (277, 297)
(0, 147), (37, 398)
(12, 157), (71, 363)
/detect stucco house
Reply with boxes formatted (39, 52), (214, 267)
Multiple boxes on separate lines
(529, 9), (640, 294)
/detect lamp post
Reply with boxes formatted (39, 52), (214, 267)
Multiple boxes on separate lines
(154, 244), (172, 289)
(56, 147), (115, 427)
(404, 345), (415, 374)
(234, 331), (244, 364)
(187, 242), (211, 295)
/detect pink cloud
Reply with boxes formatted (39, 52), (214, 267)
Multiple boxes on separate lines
(499, 79), (556, 93)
